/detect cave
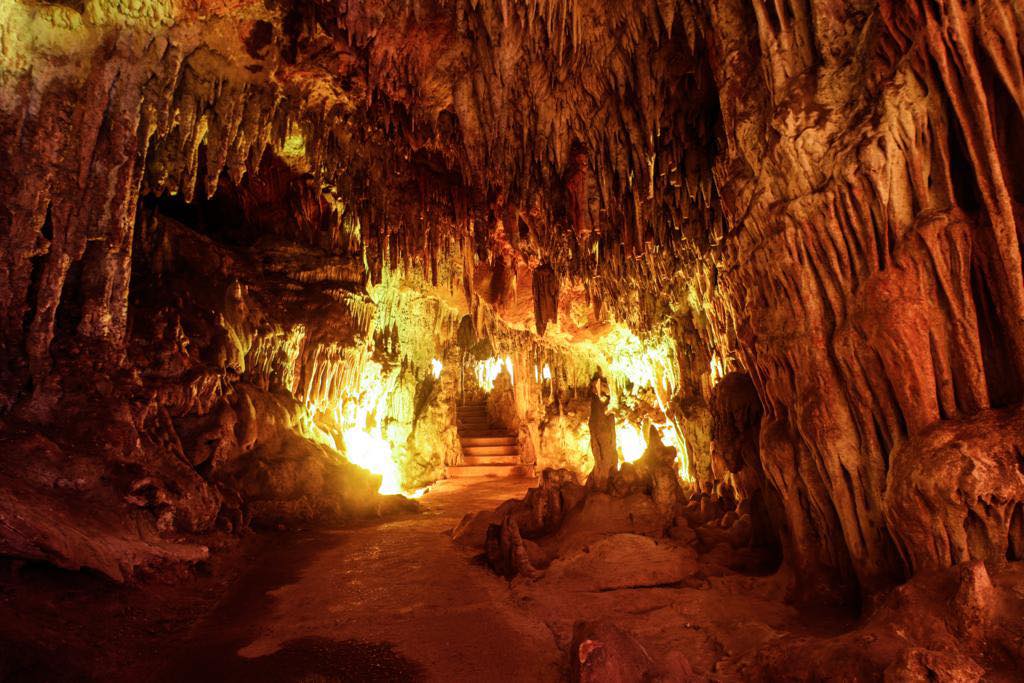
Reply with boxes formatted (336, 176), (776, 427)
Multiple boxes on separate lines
(2, 1), (1024, 681)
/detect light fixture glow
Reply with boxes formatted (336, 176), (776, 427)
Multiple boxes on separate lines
(341, 426), (403, 495)
(475, 356), (512, 392)
(431, 358), (443, 379)
(616, 422), (648, 464)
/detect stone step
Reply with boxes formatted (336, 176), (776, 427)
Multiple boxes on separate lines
(458, 421), (493, 429)
(458, 429), (515, 438)
(462, 444), (519, 457)
(446, 464), (536, 479)
(460, 435), (517, 447)
(462, 455), (520, 466)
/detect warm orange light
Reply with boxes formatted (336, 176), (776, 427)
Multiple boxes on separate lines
(342, 426), (403, 495)
(616, 422), (647, 464)
(710, 353), (725, 386)
(475, 356), (514, 391)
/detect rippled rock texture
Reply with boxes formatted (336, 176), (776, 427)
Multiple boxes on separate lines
(2, 1), (1024, 676)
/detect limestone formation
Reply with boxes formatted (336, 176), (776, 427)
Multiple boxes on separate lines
(2, 0), (1024, 678)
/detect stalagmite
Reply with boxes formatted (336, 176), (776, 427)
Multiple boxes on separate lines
(586, 373), (617, 491)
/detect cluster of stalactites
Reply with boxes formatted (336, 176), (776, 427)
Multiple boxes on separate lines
(279, 0), (724, 334)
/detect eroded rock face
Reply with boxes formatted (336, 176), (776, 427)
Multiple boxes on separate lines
(0, 0), (1023, 641)
(885, 405), (1024, 572)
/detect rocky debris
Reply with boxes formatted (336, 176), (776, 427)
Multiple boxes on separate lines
(570, 621), (656, 683)
(613, 426), (687, 525)
(485, 514), (545, 579)
(541, 492), (664, 558)
(734, 561), (1024, 681)
(882, 648), (985, 683)
(541, 534), (699, 592)
(0, 429), (210, 582)
(451, 498), (521, 548)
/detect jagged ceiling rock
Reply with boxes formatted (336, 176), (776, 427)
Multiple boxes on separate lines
(2, 0), (1024, 610)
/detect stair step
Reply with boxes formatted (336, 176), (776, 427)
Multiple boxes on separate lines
(460, 436), (517, 447)
(458, 431), (515, 439)
(462, 455), (520, 465)
(446, 464), (536, 479)
(462, 445), (519, 457)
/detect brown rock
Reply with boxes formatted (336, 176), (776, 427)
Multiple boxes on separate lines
(570, 621), (655, 683)
(542, 534), (698, 591)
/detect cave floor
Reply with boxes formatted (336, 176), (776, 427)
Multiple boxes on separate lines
(0, 476), (855, 682)
(158, 477), (850, 682)
(163, 476), (564, 682)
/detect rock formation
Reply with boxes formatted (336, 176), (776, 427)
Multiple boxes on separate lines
(2, 0), (1024, 678)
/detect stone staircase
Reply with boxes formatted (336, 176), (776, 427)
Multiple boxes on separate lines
(446, 399), (535, 479)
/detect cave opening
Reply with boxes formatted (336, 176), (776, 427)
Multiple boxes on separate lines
(3, 1), (1024, 680)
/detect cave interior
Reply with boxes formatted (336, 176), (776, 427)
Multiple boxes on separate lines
(2, 0), (1024, 680)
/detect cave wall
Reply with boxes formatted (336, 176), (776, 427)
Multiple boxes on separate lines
(0, 197), (385, 579)
(2, 0), (1024, 600)
(702, 0), (1024, 595)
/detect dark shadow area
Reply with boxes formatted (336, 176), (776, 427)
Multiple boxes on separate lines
(158, 527), (423, 683)
(166, 637), (425, 683)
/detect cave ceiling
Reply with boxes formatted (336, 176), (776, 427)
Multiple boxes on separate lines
(4, 0), (723, 352)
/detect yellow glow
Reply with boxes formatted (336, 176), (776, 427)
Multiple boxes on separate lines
(614, 420), (692, 481)
(674, 430), (691, 482)
(281, 130), (307, 162)
(710, 353), (725, 386)
(342, 427), (403, 495)
(616, 422), (648, 464)
(331, 359), (417, 496)
(654, 422), (691, 482)
(597, 326), (679, 399)
(475, 356), (512, 392)
(431, 358), (443, 379)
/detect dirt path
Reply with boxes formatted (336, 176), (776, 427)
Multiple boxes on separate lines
(163, 477), (563, 682)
